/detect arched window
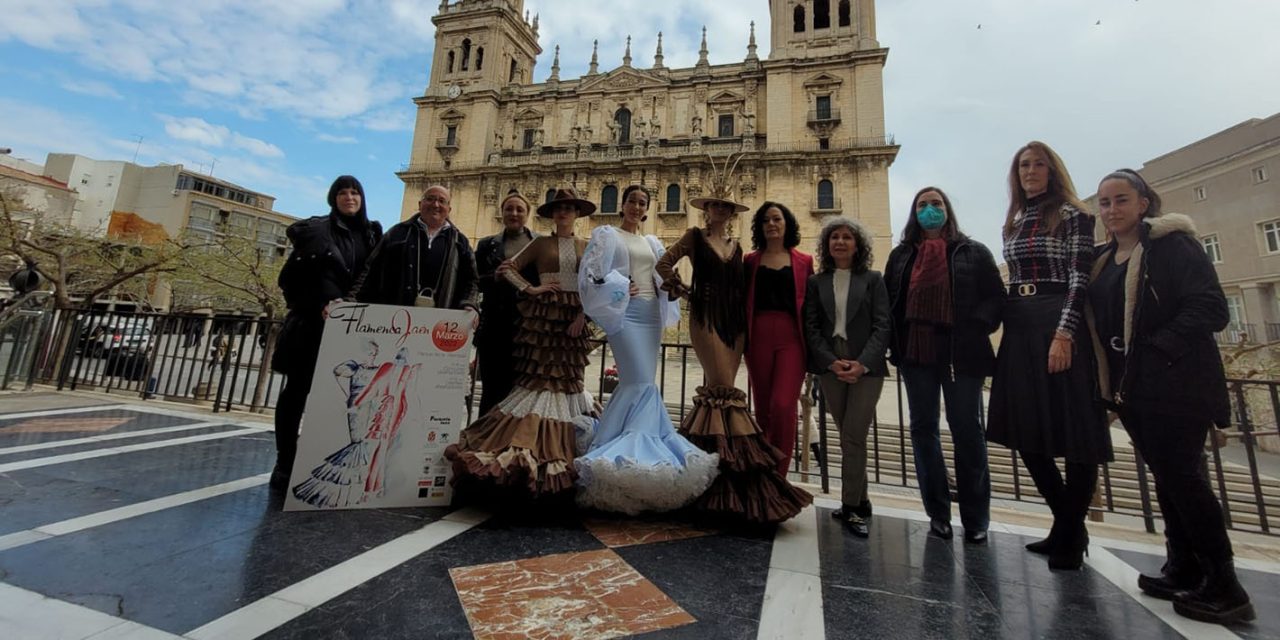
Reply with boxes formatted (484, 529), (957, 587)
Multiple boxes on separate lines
(447, 51), (455, 74)
(793, 5), (806, 32)
(461, 38), (472, 71)
(814, 0), (830, 29)
(545, 189), (556, 204)
(838, 0), (851, 27)
(614, 108), (632, 144)
(509, 59), (518, 83)
(601, 185), (619, 213)
(476, 47), (484, 70)
(665, 184), (681, 212)
(817, 180), (835, 210)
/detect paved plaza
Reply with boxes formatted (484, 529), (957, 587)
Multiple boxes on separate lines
(1, 392), (1278, 639)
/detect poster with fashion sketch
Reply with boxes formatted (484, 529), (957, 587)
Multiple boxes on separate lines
(285, 302), (473, 511)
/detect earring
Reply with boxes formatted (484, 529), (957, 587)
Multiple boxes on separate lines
(641, 215), (648, 222)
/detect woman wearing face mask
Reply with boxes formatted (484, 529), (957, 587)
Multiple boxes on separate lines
(445, 188), (599, 500)
(802, 217), (890, 538)
(657, 178), (812, 524)
(271, 175), (382, 492)
(574, 185), (719, 515)
(744, 201), (814, 474)
(987, 142), (1111, 570)
(1085, 170), (1251, 624)
(884, 187), (1004, 543)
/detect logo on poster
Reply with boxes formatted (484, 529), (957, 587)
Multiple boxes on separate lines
(432, 320), (468, 352)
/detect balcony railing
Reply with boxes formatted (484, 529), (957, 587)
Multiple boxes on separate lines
(435, 137), (460, 150)
(399, 135), (898, 174)
(1217, 323), (1258, 345)
(806, 108), (842, 124)
(1267, 322), (1280, 342)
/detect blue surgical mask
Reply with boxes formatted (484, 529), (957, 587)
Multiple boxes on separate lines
(917, 204), (946, 231)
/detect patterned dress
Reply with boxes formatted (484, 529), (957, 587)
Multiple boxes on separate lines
(445, 235), (599, 496)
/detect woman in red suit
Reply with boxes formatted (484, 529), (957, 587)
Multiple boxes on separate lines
(745, 201), (814, 474)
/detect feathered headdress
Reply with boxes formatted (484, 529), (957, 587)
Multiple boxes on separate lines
(689, 152), (750, 213)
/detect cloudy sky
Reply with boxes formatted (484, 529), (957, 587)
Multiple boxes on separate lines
(2, 0), (1279, 253)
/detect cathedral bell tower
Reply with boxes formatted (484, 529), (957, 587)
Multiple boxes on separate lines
(428, 0), (541, 97)
(768, 0), (878, 59)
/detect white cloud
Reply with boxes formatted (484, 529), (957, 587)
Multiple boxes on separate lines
(159, 115), (284, 158)
(59, 79), (122, 99)
(0, 97), (117, 163)
(316, 133), (359, 144)
(0, 0), (432, 130)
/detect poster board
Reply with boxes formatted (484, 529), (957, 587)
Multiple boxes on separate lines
(284, 302), (472, 511)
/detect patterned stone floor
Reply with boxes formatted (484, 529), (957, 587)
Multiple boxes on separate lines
(0, 401), (1277, 639)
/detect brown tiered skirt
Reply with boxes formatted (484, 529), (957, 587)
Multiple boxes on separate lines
(680, 385), (814, 523)
(446, 290), (598, 496)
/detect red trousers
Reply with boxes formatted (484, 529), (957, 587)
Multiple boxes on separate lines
(746, 311), (807, 474)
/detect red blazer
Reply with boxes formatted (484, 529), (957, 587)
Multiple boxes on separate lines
(744, 248), (814, 348)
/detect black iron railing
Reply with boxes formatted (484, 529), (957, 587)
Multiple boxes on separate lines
(12, 307), (1280, 536)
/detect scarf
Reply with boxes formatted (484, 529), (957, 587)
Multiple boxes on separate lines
(905, 238), (953, 364)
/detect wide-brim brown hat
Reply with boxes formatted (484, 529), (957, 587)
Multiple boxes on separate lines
(689, 195), (749, 214)
(537, 187), (597, 218)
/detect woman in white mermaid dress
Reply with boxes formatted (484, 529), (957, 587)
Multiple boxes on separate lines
(574, 185), (719, 514)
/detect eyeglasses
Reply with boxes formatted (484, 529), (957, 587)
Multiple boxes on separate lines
(422, 195), (450, 205)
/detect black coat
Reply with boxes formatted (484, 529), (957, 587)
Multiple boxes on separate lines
(272, 213), (382, 375)
(802, 269), (892, 377)
(354, 220), (480, 310)
(1085, 214), (1231, 427)
(474, 229), (539, 343)
(884, 237), (1005, 377)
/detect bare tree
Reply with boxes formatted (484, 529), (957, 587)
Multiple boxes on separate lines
(0, 186), (186, 377)
(172, 232), (285, 411)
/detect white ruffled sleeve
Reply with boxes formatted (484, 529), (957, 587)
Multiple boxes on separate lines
(647, 235), (682, 329)
(578, 226), (629, 335)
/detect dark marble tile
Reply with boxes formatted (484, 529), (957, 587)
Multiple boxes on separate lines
(0, 409), (196, 446)
(817, 507), (997, 613)
(30, 433), (275, 497)
(0, 424), (244, 463)
(259, 514), (605, 640)
(0, 471), (150, 535)
(616, 531), (772, 629)
(824, 583), (1007, 640)
(0, 489), (272, 588)
(816, 510), (1184, 640)
(75, 503), (440, 633)
(1111, 548), (1279, 640)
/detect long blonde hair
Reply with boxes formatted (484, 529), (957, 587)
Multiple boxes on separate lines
(1003, 141), (1089, 237)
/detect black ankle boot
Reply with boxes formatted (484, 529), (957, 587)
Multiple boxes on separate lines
(1172, 559), (1255, 624)
(1048, 521), (1089, 571)
(1138, 543), (1203, 601)
(1025, 520), (1058, 555)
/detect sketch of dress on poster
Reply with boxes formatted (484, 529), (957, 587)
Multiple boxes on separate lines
(293, 346), (423, 508)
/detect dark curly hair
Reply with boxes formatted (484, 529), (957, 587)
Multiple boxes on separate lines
(750, 201), (801, 251)
(816, 216), (873, 274)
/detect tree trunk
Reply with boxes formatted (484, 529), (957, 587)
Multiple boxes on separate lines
(250, 313), (279, 413)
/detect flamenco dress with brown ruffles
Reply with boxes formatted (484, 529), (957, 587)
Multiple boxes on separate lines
(444, 236), (598, 497)
(655, 228), (812, 523)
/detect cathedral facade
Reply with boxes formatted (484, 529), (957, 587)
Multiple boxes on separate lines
(398, 0), (898, 260)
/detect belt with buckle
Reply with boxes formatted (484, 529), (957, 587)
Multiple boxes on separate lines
(1009, 282), (1068, 297)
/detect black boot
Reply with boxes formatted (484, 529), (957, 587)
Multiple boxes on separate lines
(1173, 559), (1255, 624)
(1025, 517), (1059, 555)
(1048, 473), (1094, 571)
(1047, 520), (1089, 570)
(1138, 542), (1203, 601)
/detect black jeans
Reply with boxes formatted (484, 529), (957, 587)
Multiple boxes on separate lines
(1120, 408), (1233, 563)
(273, 358), (317, 475)
(901, 365), (991, 530)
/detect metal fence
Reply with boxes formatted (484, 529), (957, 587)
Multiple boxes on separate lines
(9, 306), (1280, 536)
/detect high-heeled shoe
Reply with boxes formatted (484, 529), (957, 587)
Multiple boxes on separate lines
(1048, 523), (1089, 571)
